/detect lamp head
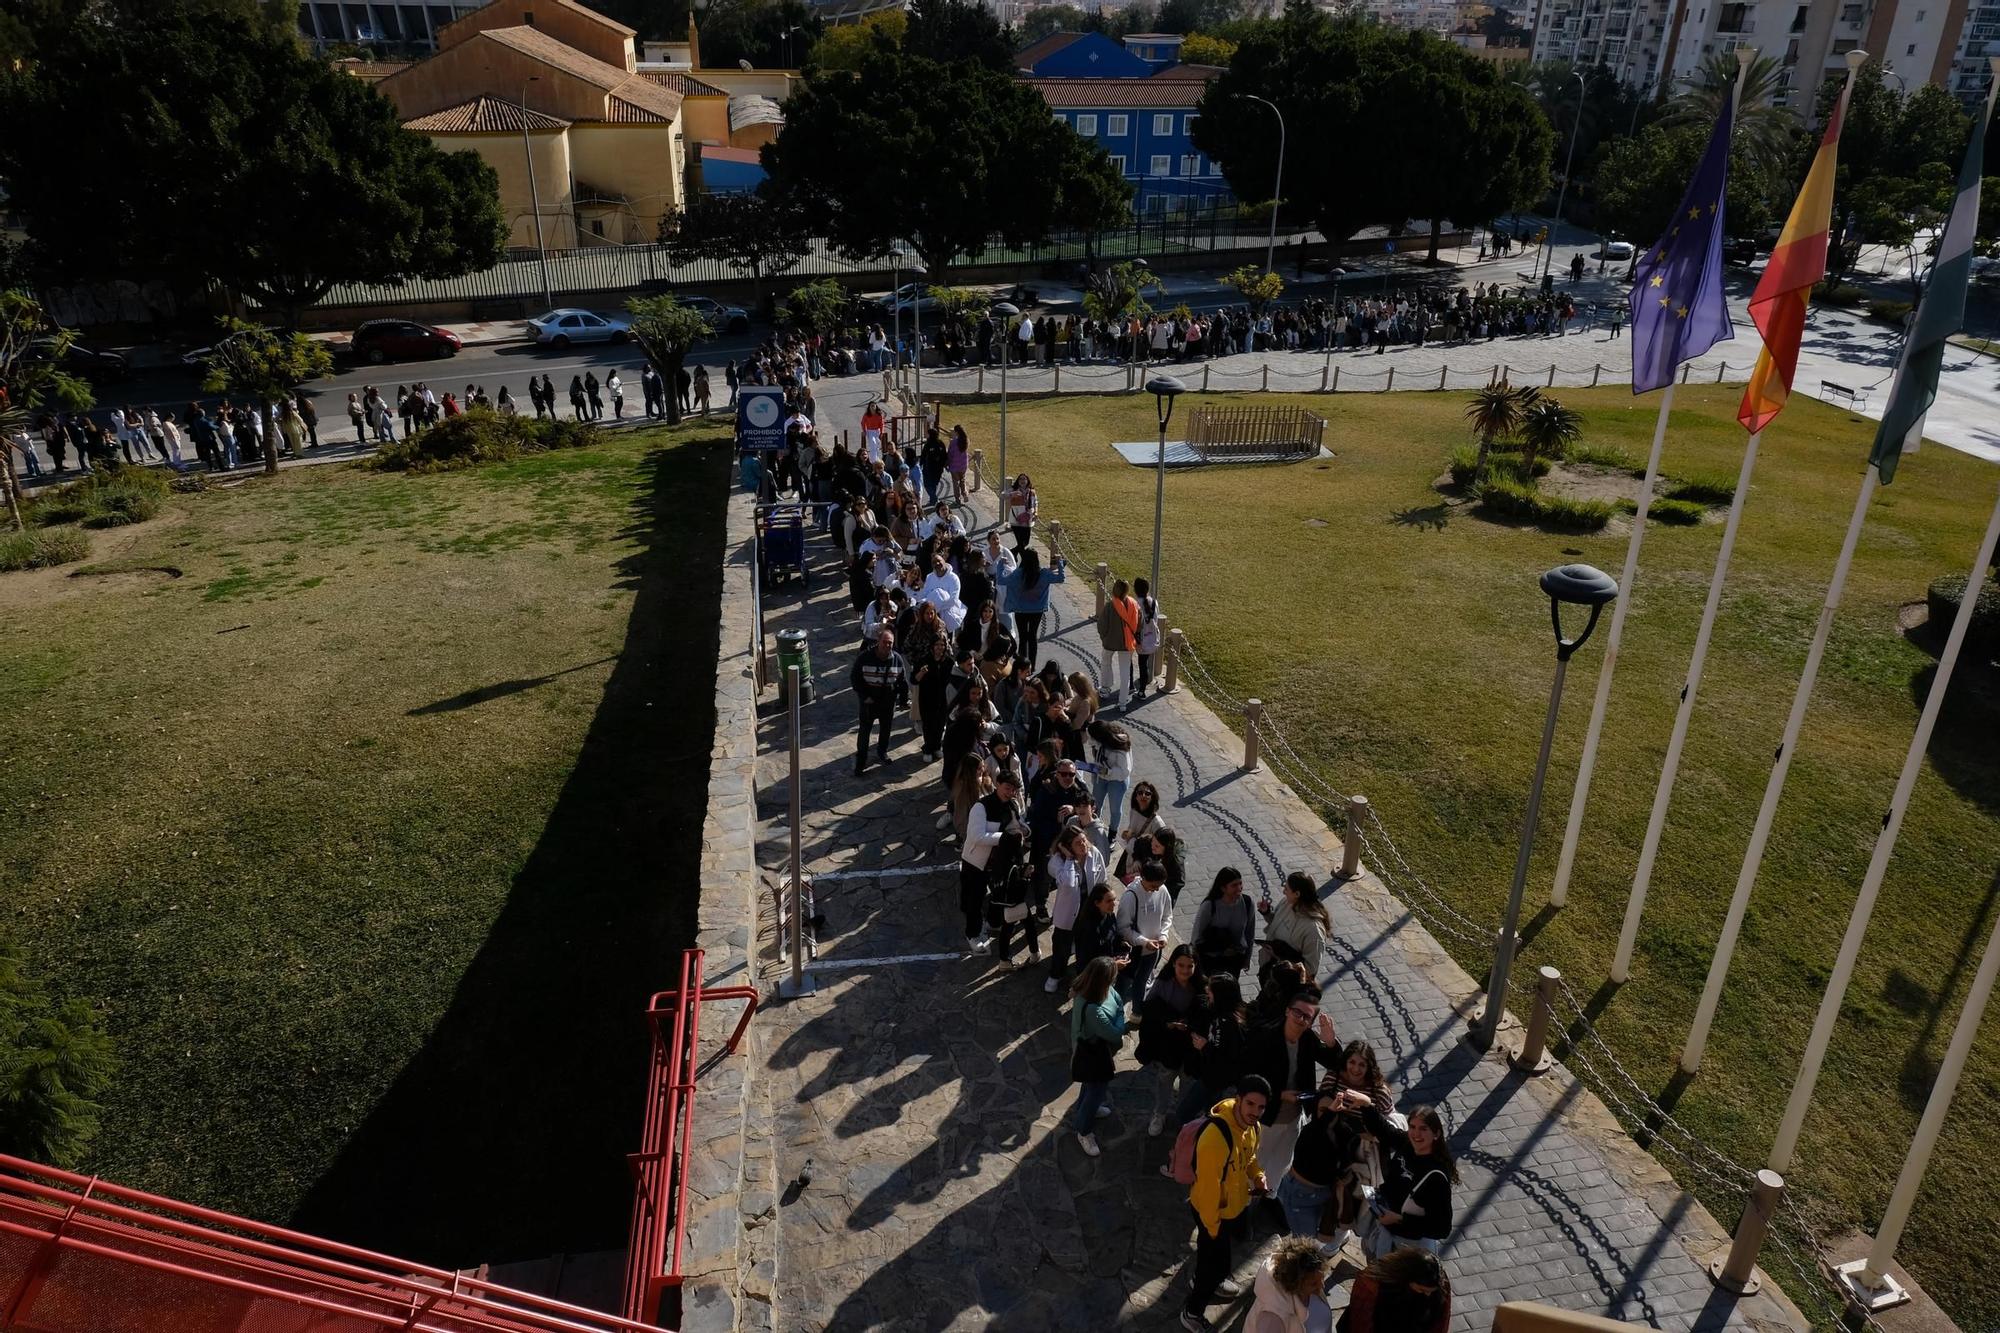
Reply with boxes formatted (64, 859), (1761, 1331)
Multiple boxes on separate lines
(1145, 373), (1186, 430)
(991, 301), (1020, 318)
(738, 58), (753, 70)
(1539, 563), (1618, 659)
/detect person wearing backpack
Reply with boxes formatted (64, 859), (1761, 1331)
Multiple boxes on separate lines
(1177, 1075), (1271, 1332)
(1068, 954), (1129, 1157)
(1115, 860), (1173, 1010)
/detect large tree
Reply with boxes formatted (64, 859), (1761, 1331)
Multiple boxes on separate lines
(1194, 7), (1551, 259)
(903, 0), (1011, 70)
(1809, 65), (1973, 288)
(0, 292), (93, 530)
(625, 298), (710, 426)
(0, 0), (506, 327)
(763, 47), (1132, 275)
(1661, 51), (1802, 180)
(696, 0), (823, 69)
(659, 190), (810, 309)
(1593, 123), (1782, 257)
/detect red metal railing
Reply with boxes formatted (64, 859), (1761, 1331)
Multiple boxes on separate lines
(619, 949), (758, 1328)
(0, 1152), (669, 1333)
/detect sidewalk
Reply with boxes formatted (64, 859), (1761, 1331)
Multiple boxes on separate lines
(741, 484), (1804, 1331)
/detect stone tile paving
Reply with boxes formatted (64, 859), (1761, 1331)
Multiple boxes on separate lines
(740, 460), (1805, 1332)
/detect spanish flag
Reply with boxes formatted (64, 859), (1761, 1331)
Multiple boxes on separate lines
(1736, 84), (1855, 433)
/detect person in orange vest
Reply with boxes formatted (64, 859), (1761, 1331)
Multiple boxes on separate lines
(1098, 577), (1141, 708)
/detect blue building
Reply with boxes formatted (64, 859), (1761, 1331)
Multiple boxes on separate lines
(1027, 68), (1231, 213)
(1014, 30), (1152, 78)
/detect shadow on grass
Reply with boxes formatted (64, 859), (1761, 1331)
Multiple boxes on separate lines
(290, 436), (732, 1267)
(408, 656), (620, 715)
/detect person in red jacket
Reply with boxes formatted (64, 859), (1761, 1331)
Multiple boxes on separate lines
(1340, 1248), (1450, 1333)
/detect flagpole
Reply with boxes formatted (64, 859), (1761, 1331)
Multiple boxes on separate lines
(1611, 426), (1759, 978)
(1557, 48), (1754, 925)
(1766, 472), (2000, 1170)
(1765, 64), (2000, 1171)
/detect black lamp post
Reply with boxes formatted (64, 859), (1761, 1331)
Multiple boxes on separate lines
(992, 300), (1019, 487)
(1145, 373), (1185, 597)
(1472, 562), (1619, 1049)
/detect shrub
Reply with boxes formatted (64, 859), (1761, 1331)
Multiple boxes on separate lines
(29, 495), (90, 526)
(1665, 473), (1736, 505)
(0, 526), (89, 571)
(371, 411), (601, 473)
(1651, 498), (1707, 525)
(1570, 442), (1639, 471)
(29, 465), (170, 528)
(1447, 444), (1480, 488)
(1926, 573), (2000, 655)
(169, 471), (210, 494)
(1448, 445), (1550, 489)
(1473, 476), (1612, 532)
(1489, 452), (1552, 483)
(0, 937), (117, 1168)
(1817, 282), (1867, 307)
(1869, 299), (1914, 324)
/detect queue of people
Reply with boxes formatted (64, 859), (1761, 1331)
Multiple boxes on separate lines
(824, 402), (1460, 1332)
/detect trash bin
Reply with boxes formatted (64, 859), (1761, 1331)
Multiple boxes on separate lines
(776, 628), (813, 704)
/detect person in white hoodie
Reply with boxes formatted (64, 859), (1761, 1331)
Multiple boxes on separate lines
(1043, 820), (1105, 993)
(960, 771), (1026, 952)
(1242, 1235), (1332, 1333)
(1115, 859), (1172, 1009)
(918, 551), (966, 632)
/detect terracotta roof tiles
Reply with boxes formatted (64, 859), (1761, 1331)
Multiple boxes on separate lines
(402, 95), (571, 133)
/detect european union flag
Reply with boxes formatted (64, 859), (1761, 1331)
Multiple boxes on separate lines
(1631, 97), (1735, 393)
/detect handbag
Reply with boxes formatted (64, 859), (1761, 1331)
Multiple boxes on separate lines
(1070, 1035), (1115, 1084)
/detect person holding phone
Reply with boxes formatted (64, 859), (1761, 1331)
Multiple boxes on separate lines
(1137, 944), (1204, 1137)
(1115, 860), (1173, 1010)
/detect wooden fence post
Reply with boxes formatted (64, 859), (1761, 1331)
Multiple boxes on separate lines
(970, 448), (983, 493)
(1385, 366), (1394, 392)
(1680, 363), (1692, 385)
(1438, 366), (1448, 390)
(1547, 364), (1557, 387)
(1055, 364), (1062, 392)
(1261, 365), (1269, 392)
(1340, 795), (1370, 878)
(1202, 364), (1211, 392)
(1332, 365), (1341, 392)
(1164, 628), (1185, 693)
(1093, 563), (1109, 618)
(1242, 700), (1263, 771)
(1592, 364), (1602, 387)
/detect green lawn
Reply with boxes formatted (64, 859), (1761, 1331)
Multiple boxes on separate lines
(0, 424), (731, 1267)
(950, 385), (2000, 1329)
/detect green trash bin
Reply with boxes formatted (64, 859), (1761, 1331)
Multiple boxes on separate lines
(776, 628), (813, 704)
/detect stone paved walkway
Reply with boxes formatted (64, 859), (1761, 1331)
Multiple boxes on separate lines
(739, 456), (1804, 1332)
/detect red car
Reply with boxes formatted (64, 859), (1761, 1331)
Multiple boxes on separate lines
(350, 319), (461, 364)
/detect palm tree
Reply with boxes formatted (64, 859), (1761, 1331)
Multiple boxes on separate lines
(1516, 396), (1584, 473)
(1661, 52), (1796, 177)
(1463, 380), (1537, 482)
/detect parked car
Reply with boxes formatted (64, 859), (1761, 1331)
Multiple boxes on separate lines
(527, 308), (632, 348)
(677, 296), (751, 334)
(861, 282), (945, 317)
(1723, 235), (1762, 266)
(1596, 239), (1636, 261)
(350, 319), (462, 363)
(27, 337), (128, 382)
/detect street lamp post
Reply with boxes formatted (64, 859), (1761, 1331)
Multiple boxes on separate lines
(1240, 94), (1285, 276)
(1145, 374), (1185, 598)
(1543, 71), (1587, 285)
(908, 259), (927, 433)
(519, 76), (553, 311)
(1472, 563), (1619, 1050)
(992, 300), (1020, 489)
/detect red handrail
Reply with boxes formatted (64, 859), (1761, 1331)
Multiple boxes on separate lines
(0, 1152), (668, 1333)
(619, 948), (758, 1327)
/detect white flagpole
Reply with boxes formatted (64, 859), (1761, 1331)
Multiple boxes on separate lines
(1767, 473), (2000, 1169)
(1610, 427), (1760, 980)
(1679, 461), (1876, 1071)
(1552, 48), (1752, 917)
(1550, 383), (1671, 914)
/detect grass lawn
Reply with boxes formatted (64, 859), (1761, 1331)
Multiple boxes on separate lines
(949, 385), (2000, 1328)
(0, 422), (732, 1267)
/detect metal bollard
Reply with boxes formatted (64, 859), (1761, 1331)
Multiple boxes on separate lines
(1164, 628), (1185, 693)
(970, 448), (983, 493)
(1332, 365), (1341, 392)
(1438, 366), (1448, 390)
(1708, 1170), (1785, 1294)
(1202, 364), (1211, 392)
(976, 366), (984, 394)
(1261, 365), (1269, 391)
(1680, 363), (1692, 385)
(1592, 364), (1602, 387)
(1716, 362), (1727, 384)
(1340, 795), (1369, 878)
(1054, 363), (1062, 392)
(778, 665), (815, 998)
(1093, 562), (1109, 618)
(1547, 363), (1557, 387)
(1509, 967), (1561, 1074)
(1242, 699), (1263, 771)
(1385, 366), (1394, 391)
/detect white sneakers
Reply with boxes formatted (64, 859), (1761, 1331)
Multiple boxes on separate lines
(1096, 1103), (1113, 1119)
(1148, 1112), (1166, 1137)
(967, 935), (991, 955)
(1076, 1132), (1101, 1157)
(1043, 977), (1059, 993)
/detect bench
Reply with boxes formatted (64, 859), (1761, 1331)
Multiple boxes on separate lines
(1821, 380), (1870, 412)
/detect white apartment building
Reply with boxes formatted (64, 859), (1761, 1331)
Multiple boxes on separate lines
(1350, 0), (1471, 34)
(1529, 0), (1674, 93)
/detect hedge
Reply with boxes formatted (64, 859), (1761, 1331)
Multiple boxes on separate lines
(371, 411), (600, 473)
(1475, 476), (1612, 532)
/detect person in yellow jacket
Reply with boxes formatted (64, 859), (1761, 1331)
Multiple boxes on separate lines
(1181, 1075), (1271, 1332)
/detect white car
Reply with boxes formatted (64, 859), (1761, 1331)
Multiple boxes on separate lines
(678, 296), (751, 333)
(1597, 239), (1636, 261)
(867, 282), (944, 316)
(528, 308), (631, 348)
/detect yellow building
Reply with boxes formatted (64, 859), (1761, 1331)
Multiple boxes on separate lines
(376, 0), (688, 248)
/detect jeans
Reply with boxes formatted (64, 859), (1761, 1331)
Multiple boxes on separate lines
(1275, 1172), (1333, 1239)
(1072, 1080), (1110, 1133)
(1117, 948), (1158, 1009)
(1154, 1064), (1188, 1121)
(1094, 780), (1128, 856)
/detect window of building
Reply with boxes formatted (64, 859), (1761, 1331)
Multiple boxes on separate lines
(1840, 3), (1863, 20)
(1180, 154), (1198, 176)
(1150, 154), (1171, 176)
(1153, 113), (1173, 136)
(1916, 8), (1926, 19)
(1184, 113), (1198, 134)
(1832, 38), (1858, 53)
(1109, 154), (1128, 174)
(1107, 113), (1129, 136)
(1208, 160), (1222, 176)
(1077, 113), (1098, 135)
(1908, 42), (1918, 54)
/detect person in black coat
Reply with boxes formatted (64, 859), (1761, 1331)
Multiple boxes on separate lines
(1136, 944), (1206, 1136)
(1071, 881), (1123, 972)
(850, 630), (907, 776)
(1244, 984), (1344, 1182)
(1365, 1103), (1458, 1257)
(1173, 972), (1250, 1127)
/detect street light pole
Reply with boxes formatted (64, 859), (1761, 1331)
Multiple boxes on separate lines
(1544, 71), (1586, 284)
(992, 301), (1019, 488)
(1241, 94), (1285, 275)
(1145, 374), (1185, 598)
(520, 76), (553, 311)
(909, 259), (927, 434)
(1472, 564), (1619, 1050)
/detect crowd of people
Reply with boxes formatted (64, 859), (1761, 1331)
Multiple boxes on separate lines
(804, 402), (1460, 1332)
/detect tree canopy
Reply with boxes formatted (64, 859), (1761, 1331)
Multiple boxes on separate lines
(1810, 64), (1974, 277)
(807, 9), (905, 73)
(0, 0), (505, 327)
(696, 0), (823, 68)
(624, 298), (710, 426)
(763, 47), (1132, 274)
(659, 190), (809, 306)
(1592, 122), (1782, 252)
(1193, 9), (1551, 257)
(903, 0), (1011, 70)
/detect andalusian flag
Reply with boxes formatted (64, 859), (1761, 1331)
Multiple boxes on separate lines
(1869, 102), (1991, 482)
(1737, 85), (1854, 432)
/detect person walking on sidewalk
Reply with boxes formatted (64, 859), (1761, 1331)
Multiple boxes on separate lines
(850, 628), (906, 777)
(608, 370), (625, 420)
(1005, 474), (1037, 554)
(1181, 1077), (1271, 1332)
(1098, 577), (1141, 707)
(1067, 954), (1129, 1157)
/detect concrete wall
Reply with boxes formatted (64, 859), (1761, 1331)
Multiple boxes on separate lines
(569, 122), (682, 241)
(427, 128), (579, 250)
(687, 70), (795, 102)
(439, 0), (636, 70)
(682, 95), (730, 148)
(378, 33), (623, 123)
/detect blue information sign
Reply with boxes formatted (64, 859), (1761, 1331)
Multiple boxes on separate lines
(736, 385), (787, 451)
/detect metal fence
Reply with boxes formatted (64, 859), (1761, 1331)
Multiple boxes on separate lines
(1186, 403), (1327, 461)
